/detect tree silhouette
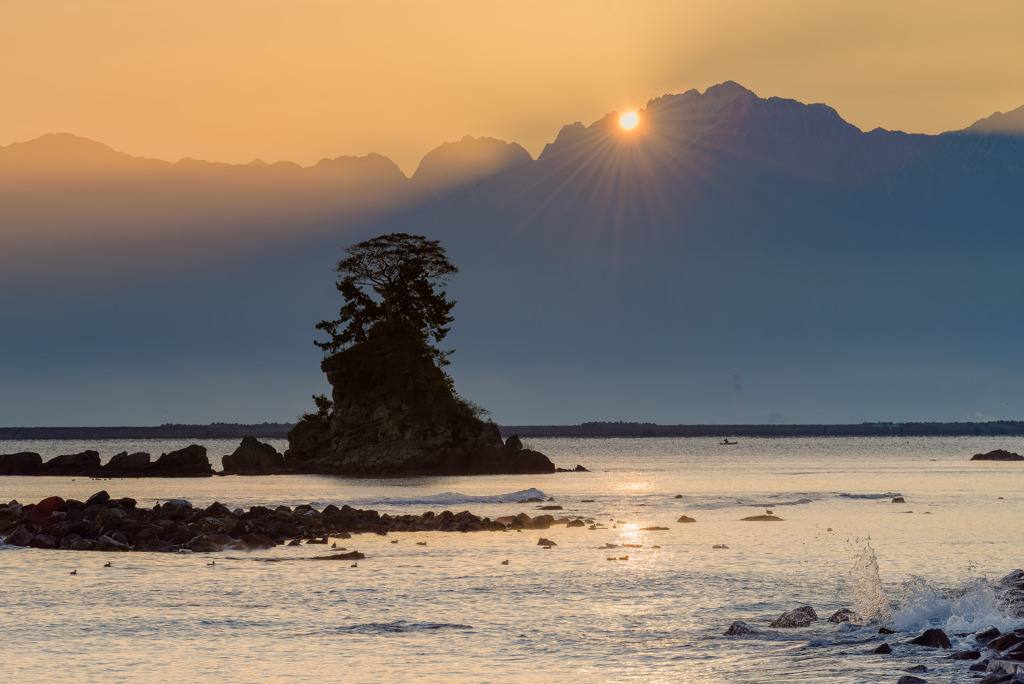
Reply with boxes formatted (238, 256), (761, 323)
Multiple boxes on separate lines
(315, 233), (458, 365)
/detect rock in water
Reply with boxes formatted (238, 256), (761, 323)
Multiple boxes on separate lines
(284, 325), (555, 476)
(910, 628), (952, 649)
(723, 621), (762, 636)
(0, 452), (43, 475)
(770, 606), (818, 628)
(152, 444), (214, 477)
(222, 436), (285, 474)
(971, 449), (1024, 461)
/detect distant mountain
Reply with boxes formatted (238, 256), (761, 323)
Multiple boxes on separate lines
(412, 135), (532, 190)
(961, 104), (1024, 136)
(2, 83), (1023, 427)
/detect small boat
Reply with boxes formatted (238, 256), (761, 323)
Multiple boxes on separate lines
(719, 439), (737, 445)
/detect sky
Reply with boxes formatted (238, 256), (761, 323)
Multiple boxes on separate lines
(3, 1), (1024, 174)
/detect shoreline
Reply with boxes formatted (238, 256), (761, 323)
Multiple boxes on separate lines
(4, 420), (1024, 441)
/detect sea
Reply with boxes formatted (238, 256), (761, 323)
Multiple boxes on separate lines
(2, 435), (1023, 683)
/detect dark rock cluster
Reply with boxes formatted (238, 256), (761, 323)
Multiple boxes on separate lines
(0, 444), (216, 477)
(722, 574), (1024, 683)
(0, 492), (588, 553)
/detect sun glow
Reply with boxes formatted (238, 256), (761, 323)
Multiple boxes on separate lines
(619, 111), (640, 130)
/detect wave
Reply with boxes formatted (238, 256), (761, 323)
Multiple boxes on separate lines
(338, 621), (473, 634)
(838, 492), (902, 500)
(354, 488), (548, 508)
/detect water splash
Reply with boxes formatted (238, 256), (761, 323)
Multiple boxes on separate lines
(849, 543), (892, 622)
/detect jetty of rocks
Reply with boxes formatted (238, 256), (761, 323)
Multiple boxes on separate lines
(0, 492), (591, 553)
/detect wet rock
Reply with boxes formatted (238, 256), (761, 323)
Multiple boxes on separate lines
(770, 606), (818, 628)
(971, 450), (1024, 461)
(976, 627), (1003, 647)
(724, 620), (762, 636)
(987, 631), (1024, 653)
(874, 643), (892, 654)
(742, 514), (783, 521)
(222, 436), (286, 475)
(537, 537), (556, 546)
(0, 451), (43, 475)
(910, 628), (952, 649)
(828, 608), (856, 623)
(905, 665), (927, 673)
(566, 519), (586, 528)
(892, 497), (906, 503)
(676, 515), (697, 523)
(896, 676), (927, 684)
(949, 650), (982, 659)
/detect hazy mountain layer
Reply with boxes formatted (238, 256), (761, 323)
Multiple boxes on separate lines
(2, 83), (1023, 426)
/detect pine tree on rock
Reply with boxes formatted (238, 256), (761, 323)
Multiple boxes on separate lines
(314, 232), (457, 367)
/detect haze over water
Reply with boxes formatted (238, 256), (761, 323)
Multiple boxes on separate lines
(3, 435), (1023, 682)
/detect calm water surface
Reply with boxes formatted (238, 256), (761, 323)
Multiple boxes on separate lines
(2, 436), (1023, 683)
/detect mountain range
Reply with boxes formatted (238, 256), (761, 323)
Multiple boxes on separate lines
(2, 82), (1024, 426)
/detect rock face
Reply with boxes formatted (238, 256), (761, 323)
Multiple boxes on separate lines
(285, 325), (555, 476)
(971, 449), (1024, 461)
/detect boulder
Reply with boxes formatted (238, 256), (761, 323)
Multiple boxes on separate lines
(873, 643), (892, 654)
(504, 434), (523, 453)
(0, 451), (43, 475)
(677, 515), (697, 523)
(910, 628), (952, 649)
(85, 491), (111, 507)
(222, 436), (286, 475)
(35, 496), (67, 517)
(828, 608), (856, 623)
(45, 450), (101, 475)
(971, 450), (1024, 461)
(770, 605), (818, 628)
(896, 676), (927, 684)
(105, 451), (151, 473)
(152, 444), (214, 477)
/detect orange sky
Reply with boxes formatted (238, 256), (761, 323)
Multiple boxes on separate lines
(3, 0), (1023, 173)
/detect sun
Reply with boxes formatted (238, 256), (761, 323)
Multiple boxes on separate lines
(619, 111), (640, 130)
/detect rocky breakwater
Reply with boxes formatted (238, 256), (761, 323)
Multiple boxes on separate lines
(285, 325), (556, 476)
(0, 492), (582, 553)
(0, 444), (215, 477)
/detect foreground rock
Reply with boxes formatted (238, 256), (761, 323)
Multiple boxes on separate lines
(0, 493), (584, 553)
(284, 325), (557, 476)
(971, 449), (1024, 461)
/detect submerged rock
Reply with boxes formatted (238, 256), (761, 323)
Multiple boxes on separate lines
(724, 620), (762, 636)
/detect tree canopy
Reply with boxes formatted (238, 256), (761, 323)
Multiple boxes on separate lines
(315, 233), (458, 365)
